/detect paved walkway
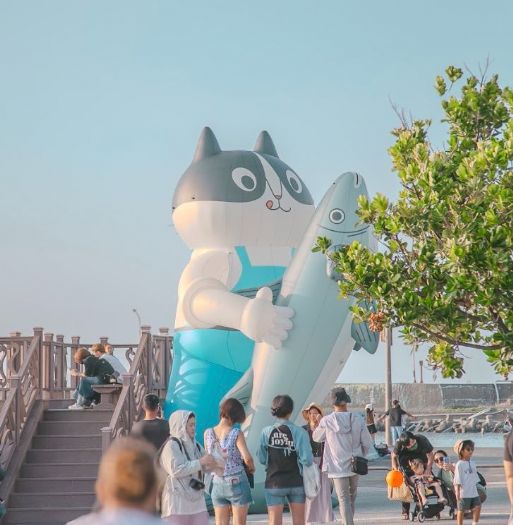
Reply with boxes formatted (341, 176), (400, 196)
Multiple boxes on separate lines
(239, 447), (510, 524)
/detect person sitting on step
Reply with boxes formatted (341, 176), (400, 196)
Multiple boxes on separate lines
(91, 343), (127, 382)
(69, 347), (115, 409)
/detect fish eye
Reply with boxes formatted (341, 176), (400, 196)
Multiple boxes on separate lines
(286, 170), (303, 193)
(329, 208), (345, 224)
(232, 167), (257, 192)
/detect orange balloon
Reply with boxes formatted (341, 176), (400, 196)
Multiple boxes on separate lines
(386, 470), (404, 488)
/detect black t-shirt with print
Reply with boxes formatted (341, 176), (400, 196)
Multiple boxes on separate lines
(265, 425), (303, 489)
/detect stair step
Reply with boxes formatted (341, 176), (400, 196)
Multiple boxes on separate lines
(44, 408), (112, 422)
(32, 434), (101, 449)
(26, 448), (101, 463)
(3, 507), (91, 524)
(15, 477), (95, 493)
(9, 491), (96, 508)
(37, 420), (107, 435)
(21, 462), (99, 478)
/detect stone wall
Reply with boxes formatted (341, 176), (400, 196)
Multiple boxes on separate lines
(327, 383), (513, 412)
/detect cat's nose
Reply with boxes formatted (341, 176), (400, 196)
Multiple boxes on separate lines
(266, 200), (274, 209)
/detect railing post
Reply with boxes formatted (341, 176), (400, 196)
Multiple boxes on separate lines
(122, 373), (134, 431)
(70, 336), (80, 390)
(157, 327), (172, 395)
(99, 337), (109, 345)
(33, 328), (43, 395)
(8, 376), (21, 444)
(141, 326), (151, 391)
(41, 333), (54, 399)
(55, 334), (65, 390)
(101, 426), (113, 453)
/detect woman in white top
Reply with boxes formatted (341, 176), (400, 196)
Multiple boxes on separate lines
(160, 410), (216, 525)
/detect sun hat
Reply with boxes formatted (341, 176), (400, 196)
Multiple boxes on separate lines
(331, 387), (351, 406)
(453, 439), (464, 456)
(365, 404), (373, 410)
(302, 402), (324, 421)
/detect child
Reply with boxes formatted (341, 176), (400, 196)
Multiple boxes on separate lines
(409, 458), (447, 507)
(453, 439), (481, 525)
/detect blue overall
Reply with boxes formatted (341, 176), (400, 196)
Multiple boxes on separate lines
(164, 247), (287, 436)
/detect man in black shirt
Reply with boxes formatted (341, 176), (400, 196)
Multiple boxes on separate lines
(391, 431), (434, 520)
(381, 400), (414, 444)
(131, 393), (169, 451)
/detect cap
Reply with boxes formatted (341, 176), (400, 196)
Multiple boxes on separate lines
(365, 404), (373, 410)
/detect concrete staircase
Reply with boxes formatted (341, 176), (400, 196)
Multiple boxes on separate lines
(4, 401), (111, 525)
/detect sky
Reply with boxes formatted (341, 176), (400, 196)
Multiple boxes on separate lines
(1, 1), (512, 384)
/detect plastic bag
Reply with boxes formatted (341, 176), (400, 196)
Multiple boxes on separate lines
(303, 462), (321, 499)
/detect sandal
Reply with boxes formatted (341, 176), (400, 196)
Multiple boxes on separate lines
(402, 513), (409, 520)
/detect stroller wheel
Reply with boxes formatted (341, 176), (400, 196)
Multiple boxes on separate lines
(417, 511), (425, 523)
(436, 514), (441, 520)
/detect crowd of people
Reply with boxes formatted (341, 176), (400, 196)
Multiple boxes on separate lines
(64, 385), (513, 525)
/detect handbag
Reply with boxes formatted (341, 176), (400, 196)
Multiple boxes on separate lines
(388, 482), (413, 502)
(302, 462), (321, 499)
(349, 413), (368, 475)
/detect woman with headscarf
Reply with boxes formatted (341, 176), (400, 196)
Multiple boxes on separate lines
(160, 410), (216, 525)
(302, 403), (334, 524)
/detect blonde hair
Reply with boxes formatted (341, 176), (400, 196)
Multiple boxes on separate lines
(97, 437), (159, 505)
(74, 347), (90, 363)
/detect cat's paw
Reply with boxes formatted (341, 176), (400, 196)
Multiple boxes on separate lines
(240, 287), (294, 348)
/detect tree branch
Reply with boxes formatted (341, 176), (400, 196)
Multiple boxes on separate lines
(411, 322), (502, 350)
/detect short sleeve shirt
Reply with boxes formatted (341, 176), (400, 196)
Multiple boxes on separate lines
(453, 459), (479, 498)
(265, 425), (303, 489)
(386, 406), (407, 426)
(131, 419), (170, 451)
(394, 434), (433, 473)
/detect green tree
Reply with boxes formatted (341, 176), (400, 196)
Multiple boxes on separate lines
(315, 66), (513, 379)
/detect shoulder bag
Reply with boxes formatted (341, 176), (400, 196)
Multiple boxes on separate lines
(350, 413), (368, 475)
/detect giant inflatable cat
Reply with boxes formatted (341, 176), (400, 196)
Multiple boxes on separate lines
(165, 127), (316, 434)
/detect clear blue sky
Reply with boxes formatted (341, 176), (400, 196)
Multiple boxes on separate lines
(1, 1), (512, 383)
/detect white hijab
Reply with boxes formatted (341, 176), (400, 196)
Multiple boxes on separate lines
(168, 410), (200, 459)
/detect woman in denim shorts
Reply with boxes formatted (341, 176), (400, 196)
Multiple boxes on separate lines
(258, 395), (314, 525)
(204, 398), (255, 525)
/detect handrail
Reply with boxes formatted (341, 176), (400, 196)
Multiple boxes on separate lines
(0, 333), (41, 470)
(101, 331), (152, 451)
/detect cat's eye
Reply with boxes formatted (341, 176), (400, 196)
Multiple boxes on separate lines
(286, 170), (303, 193)
(329, 208), (345, 224)
(232, 168), (257, 192)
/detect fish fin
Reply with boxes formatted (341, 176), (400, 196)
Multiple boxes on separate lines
(234, 278), (282, 303)
(222, 368), (253, 408)
(353, 341), (362, 352)
(351, 318), (379, 355)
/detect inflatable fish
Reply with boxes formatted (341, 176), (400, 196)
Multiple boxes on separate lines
(226, 172), (378, 509)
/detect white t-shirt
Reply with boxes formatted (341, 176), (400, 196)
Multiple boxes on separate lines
(453, 459), (479, 498)
(100, 354), (127, 377)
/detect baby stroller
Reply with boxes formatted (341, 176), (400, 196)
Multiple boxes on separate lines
(404, 470), (446, 522)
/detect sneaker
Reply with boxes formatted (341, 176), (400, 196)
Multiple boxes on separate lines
(68, 403), (84, 410)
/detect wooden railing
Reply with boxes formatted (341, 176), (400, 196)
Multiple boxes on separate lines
(100, 326), (172, 451)
(0, 326), (172, 468)
(0, 331), (42, 470)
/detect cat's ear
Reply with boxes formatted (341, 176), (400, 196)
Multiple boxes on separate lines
(193, 127), (221, 162)
(254, 131), (279, 158)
